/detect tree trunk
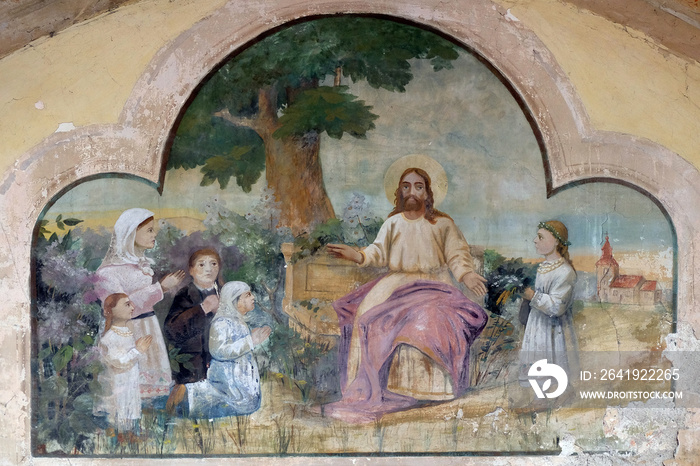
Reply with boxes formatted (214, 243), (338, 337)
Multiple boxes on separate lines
(255, 87), (336, 234)
(334, 66), (342, 86)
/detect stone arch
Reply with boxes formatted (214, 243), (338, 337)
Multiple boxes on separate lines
(5, 1), (700, 459)
(14, 0), (697, 320)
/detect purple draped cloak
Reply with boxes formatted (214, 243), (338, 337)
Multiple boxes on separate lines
(326, 278), (488, 422)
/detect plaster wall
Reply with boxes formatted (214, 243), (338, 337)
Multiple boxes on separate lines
(0, 0), (227, 176)
(1, 0), (699, 464)
(502, 0), (700, 167)
(1, 0), (699, 173)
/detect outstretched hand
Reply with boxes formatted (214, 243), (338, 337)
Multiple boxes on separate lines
(462, 271), (488, 297)
(327, 244), (363, 264)
(160, 270), (186, 292)
(251, 326), (272, 346)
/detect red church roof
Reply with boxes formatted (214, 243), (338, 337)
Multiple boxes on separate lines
(641, 280), (657, 292)
(596, 236), (619, 267)
(610, 275), (644, 288)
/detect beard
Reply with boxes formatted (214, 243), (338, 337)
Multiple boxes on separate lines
(403, 196), (425, 211)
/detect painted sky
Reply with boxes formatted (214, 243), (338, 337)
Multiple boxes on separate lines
(48, 41), (673, 273)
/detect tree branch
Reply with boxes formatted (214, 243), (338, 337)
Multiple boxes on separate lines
(213, 108), (259, 132)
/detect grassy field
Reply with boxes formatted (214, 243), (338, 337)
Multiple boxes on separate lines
(87, 300), (674, 456)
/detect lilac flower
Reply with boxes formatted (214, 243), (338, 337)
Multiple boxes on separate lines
(37, 302), (72, 346)
(246, 187), (282, 230)
(40, 243), (92, 295)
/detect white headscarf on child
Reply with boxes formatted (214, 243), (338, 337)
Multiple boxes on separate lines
(99, 208), (155, 274)
(217, 281), (251, 319)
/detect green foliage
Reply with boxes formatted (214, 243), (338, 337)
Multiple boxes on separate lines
(291, 218), (344, 262)
(199, 145), (264, 192)
(170, 115), (265, 192)
(201, 198), (290, 324)
(483, 249), (506, 275)
(273, 86), (377, 140)
(298, 300), (320, 314)
(473, 313), (517, 386)
(33, 218), (108, 454)
(169, 16), (460, 194)
(52, 345), (74, 372)
(260, 324), (333, 403)
(38, 215), (83, 238)
(35, 336), (104, 454)
(168, 344), (195, 375)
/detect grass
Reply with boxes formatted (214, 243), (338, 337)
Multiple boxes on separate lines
(70, 301), (673, 456)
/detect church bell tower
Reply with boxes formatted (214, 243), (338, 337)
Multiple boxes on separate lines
(595, 235), (619, 301)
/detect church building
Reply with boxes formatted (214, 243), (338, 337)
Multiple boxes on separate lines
(596, 236), (662, 305)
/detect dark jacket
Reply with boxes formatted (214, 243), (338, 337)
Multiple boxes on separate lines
(164, 282), (218, 384)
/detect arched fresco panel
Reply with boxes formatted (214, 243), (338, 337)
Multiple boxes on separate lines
(30, 16), (681, 457)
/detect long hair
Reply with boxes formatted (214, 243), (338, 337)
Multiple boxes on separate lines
(102, 292), (129, 336)
(137, 216), (154, 230)
(388, 167), (451, 224)
(541, 220), (575, 272)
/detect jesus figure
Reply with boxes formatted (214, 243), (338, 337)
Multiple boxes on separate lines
(326, 165), (489, 422)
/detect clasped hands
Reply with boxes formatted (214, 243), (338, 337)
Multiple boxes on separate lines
(251, 326), (272, 345)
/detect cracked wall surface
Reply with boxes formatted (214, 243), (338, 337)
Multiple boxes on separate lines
(1, 0), (699, 464)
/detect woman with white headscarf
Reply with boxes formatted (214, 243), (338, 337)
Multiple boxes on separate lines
(95, 208), (185, 399)
(166, 281), (272, 418)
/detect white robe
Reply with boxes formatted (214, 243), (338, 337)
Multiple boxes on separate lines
(93, 327), (144, 430)
(347, 213), (476, 392)
(519, 259), (579, 382)
(96, 264), (172, 398)
(187, 310), (261, 418)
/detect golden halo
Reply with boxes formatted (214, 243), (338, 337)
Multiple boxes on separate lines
(384, 154), (448, 207)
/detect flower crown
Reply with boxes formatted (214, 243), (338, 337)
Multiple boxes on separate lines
(538, 222), (571, 246)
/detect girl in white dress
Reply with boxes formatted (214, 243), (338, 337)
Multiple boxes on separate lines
(518, 220), (579, 386)
(93, 293), (152, 431)
(95, 208), (185, 398)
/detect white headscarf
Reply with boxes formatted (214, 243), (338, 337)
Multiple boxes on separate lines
(99, 208), (155, 274)
(217, 281), (251, 319)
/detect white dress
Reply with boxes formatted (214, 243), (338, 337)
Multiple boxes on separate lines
(95, 208), (173, 398)
(519, 258), (578, 381)
(96, 264), (172, 398)
(93, 327), (143, 430)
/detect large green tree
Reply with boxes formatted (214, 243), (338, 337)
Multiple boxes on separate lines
(168, 17), (459, 232)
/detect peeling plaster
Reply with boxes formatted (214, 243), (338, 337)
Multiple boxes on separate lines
(54, 122), (75, 133)
(1, 0), (700, 463)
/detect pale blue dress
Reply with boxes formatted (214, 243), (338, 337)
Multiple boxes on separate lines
(186, 308), (261, 418)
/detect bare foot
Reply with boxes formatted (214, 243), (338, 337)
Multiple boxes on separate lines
(166, 384), (187, 414)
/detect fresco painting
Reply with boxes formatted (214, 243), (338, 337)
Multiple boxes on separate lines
(32, 16), (675, 456)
